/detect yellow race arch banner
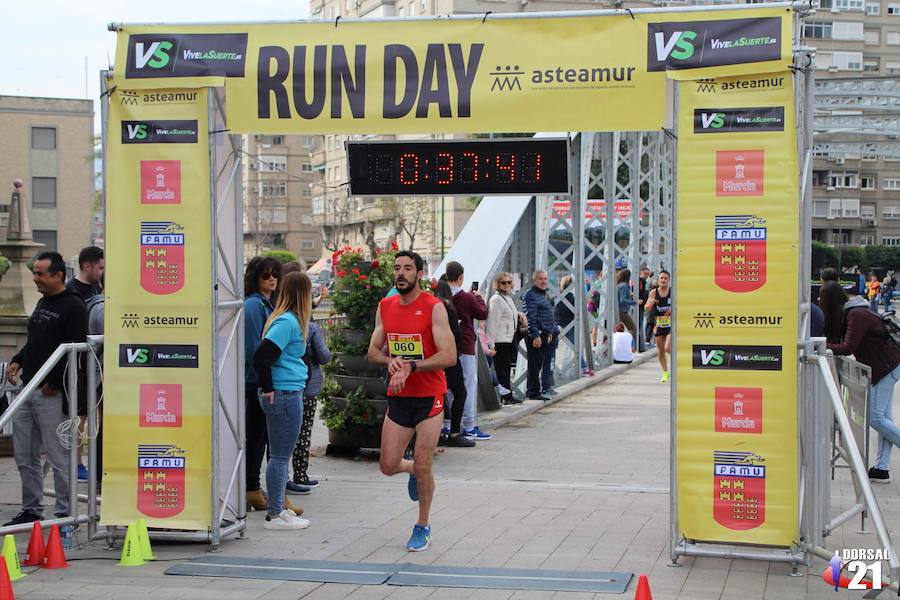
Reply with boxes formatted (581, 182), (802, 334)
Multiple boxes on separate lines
(109, 5), (794, 134)
(103, 89), (214, 529)
(674, 72), (799, 546)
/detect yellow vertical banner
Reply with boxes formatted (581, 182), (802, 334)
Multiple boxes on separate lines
(103, 89), (213, 529)
(675, 72), (798, 546)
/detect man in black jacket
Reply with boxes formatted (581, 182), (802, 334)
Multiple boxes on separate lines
(523, 270), (558, 401)
(4, 252), (88, 526)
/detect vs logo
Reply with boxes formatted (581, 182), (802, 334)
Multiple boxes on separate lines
(700, 349), (725, 367)
(653, 30), (697, 62)
(699, 112), (725, 129)
(133, 41), (174, 69)
(125, 347), (150, 365)
(125, 123), (148, 140)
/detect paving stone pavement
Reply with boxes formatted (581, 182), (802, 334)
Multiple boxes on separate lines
(1, 357), (898, 599)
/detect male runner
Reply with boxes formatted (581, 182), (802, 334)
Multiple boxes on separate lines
(367, 251), (456, 551)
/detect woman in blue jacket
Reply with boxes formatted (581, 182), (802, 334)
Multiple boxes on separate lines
(616, 269), (637, 348)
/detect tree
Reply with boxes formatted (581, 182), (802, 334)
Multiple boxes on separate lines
(320, 195), (353, 252)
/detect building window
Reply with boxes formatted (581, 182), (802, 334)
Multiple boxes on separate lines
(818, 0), (834, 7)
(836, 0), (864, 9)
(303, 188), (312, 197)
(272, 135), (284, 145)
(312, 196), (325, 214)
(258, 155), (287, 172)
(882, 205), (900, 218)
(868, 0), (882, 13)
(885, 178), (900, 190)
(884, 236), (900, 246)
(888, 61), (900, 73)
(828, 172), (858, 188)
(261, 182), (287, 197)
(814, 200), (830, 218)
(301, 164), (312, 172)
(831, 198), (860, 217)
(259, 207), (288, 224)
(834, 21), (865, 40)
(888, 31), (900, 44)
(861, 175), (877, 190)
(33, 229), (57, 251)
(32, 177), (57, 208)
(862, 204), (876, 217)
(889, 2), (900, 13)
(31, 127), (56, 150)
(302, 240), (315, 250)
(803, 21), (833, 38)
(861, 234), (875, 245)
(865, 29), (880, 44)
(864, 59), (880, 71)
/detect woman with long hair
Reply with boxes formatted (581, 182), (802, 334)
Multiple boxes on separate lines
(252, 271), (314, 529)
(645, 270), (672, 382)
(433, 279), (475, 447)
(244, 256), (303, 514)
(487, 272), (526, 404)
(820, 281), (900, 483)
(616, 269), (637, 347)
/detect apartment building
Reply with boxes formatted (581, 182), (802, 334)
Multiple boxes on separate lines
(0, 95), (95, 262)
(243, 134), (324, 266)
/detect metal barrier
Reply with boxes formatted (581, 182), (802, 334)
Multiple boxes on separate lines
(0, 337), (102, 543)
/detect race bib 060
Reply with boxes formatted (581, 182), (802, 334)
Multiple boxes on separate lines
(388, 333), (425, 360)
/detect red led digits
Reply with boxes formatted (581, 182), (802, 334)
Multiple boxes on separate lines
(372, 153), (394, 185)
(436, 152), (454, 185)
(461, 151), (479, 183)
(399, 153), (420, 185)
(496, 153), (516, 183)
(521, 152), (543, 183)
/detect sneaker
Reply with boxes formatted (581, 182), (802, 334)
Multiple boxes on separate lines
(527, 395), (551, 402)
(407, 524), (432, 552)
(495, 384), (511, 396)
(445, 435), (476, 448)
(503, 395), (524, 405)
(408, 473), (419, 501)
(285, 481), (312, 495)
(264, 509), (310, 530)
(2, 510), (42, 527)
(463, 427), (492, 441)
(542, 387), (559, 396)
(295, 479), (319, 488)
(440, 426), (450, 437)
(869, 467), (891, 483)
(77, 465), (88, 481)
(661, 371), (670, 383)
(437, 433), (448, 447)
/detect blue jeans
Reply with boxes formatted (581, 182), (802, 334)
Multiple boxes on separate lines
(869, 364), (900, 470)
(259, 389), (303, 516)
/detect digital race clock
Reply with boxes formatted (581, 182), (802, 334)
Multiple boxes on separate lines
(347, 138), (570, 197)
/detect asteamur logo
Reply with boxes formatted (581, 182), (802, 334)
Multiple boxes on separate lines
(647, 17), (781, 71)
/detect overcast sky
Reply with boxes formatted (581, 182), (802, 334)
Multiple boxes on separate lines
(0, 0), (311, 102)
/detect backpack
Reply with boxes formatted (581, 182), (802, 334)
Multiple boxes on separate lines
(86, 294), (105, 336)
(880, 310), (900, 354)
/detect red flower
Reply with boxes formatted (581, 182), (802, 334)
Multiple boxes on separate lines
(390, 240), (399, 251)
(337, 270), (347, 278)
(358, 275), (368, 281)
(351, 268), (360, 275)
(371, 259), (379, 268)
(430, 278), (438, 290)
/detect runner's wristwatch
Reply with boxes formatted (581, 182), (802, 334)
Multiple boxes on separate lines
(410, 361), (418, 372)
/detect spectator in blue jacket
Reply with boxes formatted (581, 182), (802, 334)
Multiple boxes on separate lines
(243, 256), (298, 515)
(523, 270), (559, 400)
(616, 269), (637, 349)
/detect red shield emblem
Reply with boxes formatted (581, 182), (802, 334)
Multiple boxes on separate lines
(137, 445), (185, 518)
(140, 222), (185, 295)
(713, 450), (765, 530)
(715, 215), (766, 293)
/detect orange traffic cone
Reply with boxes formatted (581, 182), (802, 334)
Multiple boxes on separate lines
(633, 574), (652, 600)
(0, 559), (14, 600)
(22, 522), (44, 567)
(43, 525), (68, 569)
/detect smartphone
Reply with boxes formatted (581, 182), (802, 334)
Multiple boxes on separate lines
(471, 282), (479, 291)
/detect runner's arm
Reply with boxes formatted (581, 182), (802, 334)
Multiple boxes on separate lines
(644, 289), (657, 312)
(367, 305), (407, 373)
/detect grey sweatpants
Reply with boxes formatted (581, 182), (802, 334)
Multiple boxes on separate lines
(13, 390), (70, 516)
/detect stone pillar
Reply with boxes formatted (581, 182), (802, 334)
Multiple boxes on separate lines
(0, 180), (42, 317)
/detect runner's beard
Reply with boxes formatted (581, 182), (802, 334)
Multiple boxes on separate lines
(395, 275), (418, 295)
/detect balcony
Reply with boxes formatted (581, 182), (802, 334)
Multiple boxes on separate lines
(311, 147), (326, 173)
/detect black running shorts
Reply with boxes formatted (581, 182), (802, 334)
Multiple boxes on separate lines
(387, 395), (444, 429)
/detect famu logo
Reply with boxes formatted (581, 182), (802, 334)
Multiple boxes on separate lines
(121, 120), (198, 144)
(647, 17), (781, 72)
(694, 107), (785, 133)
(126, 33), (248, 79)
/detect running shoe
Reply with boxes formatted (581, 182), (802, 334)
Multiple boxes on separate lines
(78, 464), (88, 481)
(295, 479), (319, 488)
(869, 467), (891, 483)
(661, 371), (670, 383)
(408, 472), (419, 501)
(445, 435), (476, 448)
(495, 384), (511, 396)
(406, 524), (432, 552)
(2, 510), (41, 527)
(463, 427), (492, 440)
(285, 481), (312, 495)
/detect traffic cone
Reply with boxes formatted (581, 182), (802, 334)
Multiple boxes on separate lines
(43, 525), (68, 569)
(633, 574), (652, 600)
(117, 523), (145, 567)
(0, 559), (14, 600)
(0, 537), (23, 582)
(135, 519), (155, 561)
(22, 522), (44, 567)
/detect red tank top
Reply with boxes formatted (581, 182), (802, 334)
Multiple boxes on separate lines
(379, 292), (447, 397)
